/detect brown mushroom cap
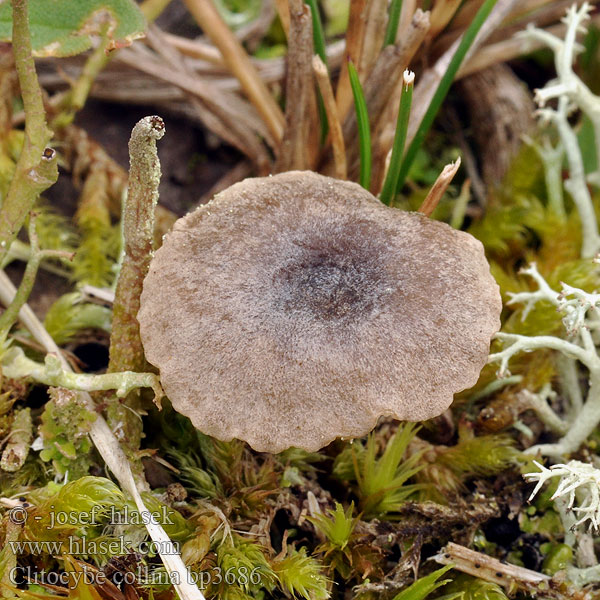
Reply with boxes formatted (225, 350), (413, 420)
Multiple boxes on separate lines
(138, 171), (501, 453)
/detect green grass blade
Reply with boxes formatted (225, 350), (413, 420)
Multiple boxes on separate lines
(304, 0), (329, 143)
(392, 565), (453, 600)
(383, 0), (403, 46)
(304, 0), (327, 64)
(395, 0), (498, 192)
(348, 60), (371, 189)
(380, 70), (414, 205)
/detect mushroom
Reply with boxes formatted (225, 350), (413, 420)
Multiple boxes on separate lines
(138, 171), (501, 453)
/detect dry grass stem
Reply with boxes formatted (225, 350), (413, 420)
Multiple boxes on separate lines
(428, 0), (462, 40)
(183, 0), (285, 144)
(358, 0), (388, 77)
(118, 47), (272, 171)
(418, 157), (461, 217)
(398, 0), (417, 38)
(313, 55), (347, 179)
(335, 0), (368, 122)
(145, 26), (273, 170)
(275, 0), (316, 172)
(162, 32), (223, 65)
(458, 14), (600, 78)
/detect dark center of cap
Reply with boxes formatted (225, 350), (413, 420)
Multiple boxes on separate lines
(271, 224), (393, 323)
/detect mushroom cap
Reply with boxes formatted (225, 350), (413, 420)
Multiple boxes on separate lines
(138, 171), (501, 453)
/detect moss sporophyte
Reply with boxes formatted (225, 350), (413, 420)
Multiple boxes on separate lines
(138, 171), (501, 453)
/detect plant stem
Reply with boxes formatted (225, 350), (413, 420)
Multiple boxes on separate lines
(383, 0), (403, 46)
(0, 0), (56, 265)
(380, 70), (413, 205)
(348, 59), (371, 190)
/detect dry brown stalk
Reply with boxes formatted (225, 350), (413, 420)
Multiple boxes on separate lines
(428, 0), (462, 40)
(313, 55), (347, 180)
(340, 9), (429, 181)
(162, 32), (223, 65)
(418, 158), (461, 217)
(183, 0), (285, 144)
(275, 0), (316, 172)
(358, 0), (388, 77)
(398, 0), (417, 38)
(335, 0), (368, 123)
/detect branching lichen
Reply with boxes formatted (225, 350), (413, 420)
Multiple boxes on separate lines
(519, 2), (600, 257)
(0, 0), (57, 265)
(489, 263), (600, 457)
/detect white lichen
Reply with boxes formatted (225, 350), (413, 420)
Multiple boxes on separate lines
(488, 263), (600, 457)
(525, 460), (600, 532)
(519, 2), (600, 257)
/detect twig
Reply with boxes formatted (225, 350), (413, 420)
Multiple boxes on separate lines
(313, 55), (347, 179)
(0, 0), (57, 266)
(433, 542), (550, 591)
(275, 0), (315, 172)
(335, 0), (368, 122)
(418, 157), (461, 217)
(183, 0), (284, 144)
(358, 0), (387, 77)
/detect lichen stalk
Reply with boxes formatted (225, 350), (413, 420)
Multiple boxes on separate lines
(0, 0), (56, 265)
(488, 263), (600, 457)
(106, 116), (165, 460)
(1, 348), (164, 403)
(520, 3), (600, 257)
(0, 211), (73, 345)
(108, 116), (165, 374)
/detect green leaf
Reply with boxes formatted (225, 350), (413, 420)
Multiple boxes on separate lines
(0, 0), (146, 57)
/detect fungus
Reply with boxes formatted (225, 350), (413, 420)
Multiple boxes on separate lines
(138, 171), (501, 453)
